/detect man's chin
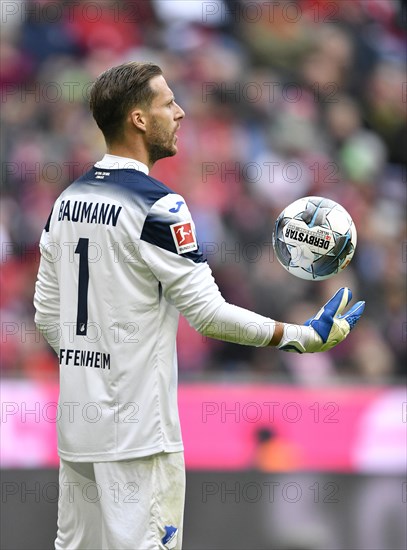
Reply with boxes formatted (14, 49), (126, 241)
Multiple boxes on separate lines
(164, 145), (177, 157)
(149, 145), (177, 165)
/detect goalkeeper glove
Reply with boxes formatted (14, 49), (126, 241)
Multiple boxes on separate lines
(278, 287), (365, 353)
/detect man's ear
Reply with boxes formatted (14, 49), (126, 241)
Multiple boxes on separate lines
(130, 109), (147, 132)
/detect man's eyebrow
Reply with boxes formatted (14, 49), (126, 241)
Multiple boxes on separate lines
(163, 89), (175, 100)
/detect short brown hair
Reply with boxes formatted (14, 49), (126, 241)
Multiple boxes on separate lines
(89, 61), (163, 144)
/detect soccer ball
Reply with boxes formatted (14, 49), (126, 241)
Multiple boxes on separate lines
(272, 196), (357, 281)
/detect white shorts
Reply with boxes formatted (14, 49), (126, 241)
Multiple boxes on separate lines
(55, 452), (185, 550)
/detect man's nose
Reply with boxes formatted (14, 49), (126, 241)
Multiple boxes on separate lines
(175, 102), (185, 119)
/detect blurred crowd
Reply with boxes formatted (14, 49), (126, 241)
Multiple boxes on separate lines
(1, 0), (406, 383)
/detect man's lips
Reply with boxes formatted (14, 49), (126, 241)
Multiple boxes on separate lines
(173, 125), (181, 142)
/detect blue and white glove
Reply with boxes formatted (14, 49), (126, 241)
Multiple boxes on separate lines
(278, 287), (365, 353)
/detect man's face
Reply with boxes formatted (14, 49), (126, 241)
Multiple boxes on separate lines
(144, 75), (185, 164)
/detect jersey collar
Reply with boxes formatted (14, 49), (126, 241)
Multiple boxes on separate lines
(94, 154), (149, 175)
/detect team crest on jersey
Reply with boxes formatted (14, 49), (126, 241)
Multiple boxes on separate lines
(162, 525), (178, 549)
(170, 221), (198, 254)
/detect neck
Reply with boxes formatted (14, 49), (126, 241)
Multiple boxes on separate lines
(106, 143), (153, 170)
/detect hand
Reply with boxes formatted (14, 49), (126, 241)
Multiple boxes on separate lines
(279, 287), (365, 353)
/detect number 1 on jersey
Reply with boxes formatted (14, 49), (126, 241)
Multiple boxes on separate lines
(75, 238), (89, 336)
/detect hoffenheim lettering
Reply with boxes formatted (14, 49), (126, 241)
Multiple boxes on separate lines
(59, 348), (111, 370)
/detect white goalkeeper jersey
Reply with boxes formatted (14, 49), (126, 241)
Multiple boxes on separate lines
(34, 154), (275, 462)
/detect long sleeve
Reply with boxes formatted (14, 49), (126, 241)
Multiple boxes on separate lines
(33, 226), (61, 353)
(139, 239), (276, 347)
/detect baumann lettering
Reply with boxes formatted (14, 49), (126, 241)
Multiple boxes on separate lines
(57, 200), (122, 227)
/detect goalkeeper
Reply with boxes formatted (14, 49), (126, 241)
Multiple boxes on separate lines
(34, 61), (365, 550)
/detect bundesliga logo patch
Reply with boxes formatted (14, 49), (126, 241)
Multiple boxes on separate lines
(170, 221), (198, 254)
